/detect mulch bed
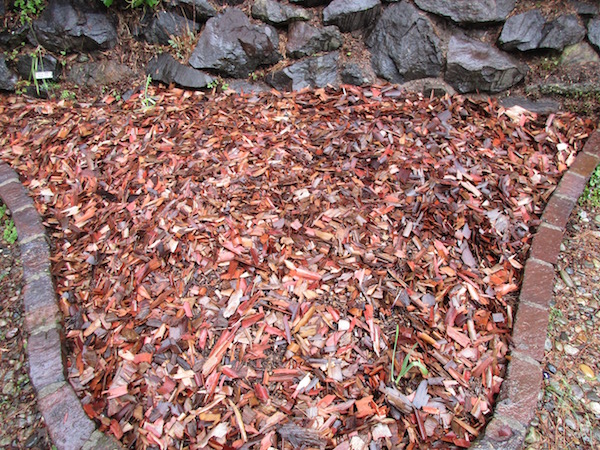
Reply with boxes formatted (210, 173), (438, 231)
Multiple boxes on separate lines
(0, 86), (594, 449)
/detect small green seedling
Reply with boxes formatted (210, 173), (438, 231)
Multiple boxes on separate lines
(391, 325), (429, 383)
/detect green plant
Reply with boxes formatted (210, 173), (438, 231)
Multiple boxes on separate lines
(580, 165), (600, 207)
(60, 89), (76, 100)
(0, 205), (18, 245)
(390, 325), (429, 383)
(142, 74), (156, 108)
(206, 78), (230, 92)
(14, 0), (45, 24)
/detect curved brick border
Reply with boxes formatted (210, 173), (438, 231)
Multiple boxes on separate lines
(0, 130), (599, 450)
(0, 163), (123, 450)
(471, 129), (600, 450)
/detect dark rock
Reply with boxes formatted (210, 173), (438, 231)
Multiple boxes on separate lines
(147, 53), (215, 89)
(0, 55), (17, 91)
(561, 42), (600, 65)
(286, 22), (342, 58)
(252, 0), (310, 26)
(171, 0), (217, 21)
(445, 35), (527, 93)
(266, 51), (339, 91)
(589, 17), (600, 51)
(498, 10), (545, 51)
(400, 78), (456, 97)
(0, 25), (29, 49)
(499, 96), (561, 115)
(137, 11), (200, 45)
(226, 79), (271, 93)
(66, 60), (135, 87)
(367, 1), (443, 83)
(340, 63), (373, 85)
(414, 0), (515, 24)
(323, 0), (382, 32)
(539, 14), (586, 51)
(32, 0), (117, 52)
(0, 1), (4, 16)
(570, 1), (599, 17)
(189, 8), (280, 78)
(16, 54), (60, 81)
(213, 0), (245, 4)
(289, 0), (330, 6)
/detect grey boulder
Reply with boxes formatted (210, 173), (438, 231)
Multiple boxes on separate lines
(539, 14), (586, 51)
(286, 22), (342, 58)
(414, 0), (515, 24)
(323, 0), (382, 32)
(137, 11), (200, 45)
(498, 10), (545, 51)
(0, 55), (17, 91)
(251, 0), (310, 26)
(189, 8), (280, 78)
(147, 53), (215, 89)
(445, 35), (527, 93)
(32, 0), (117, 52)
(266, 51), (339, 91)
(587, 16), (600, 51)
(170, 0), (217, 21)
(367, 1), (443, 83)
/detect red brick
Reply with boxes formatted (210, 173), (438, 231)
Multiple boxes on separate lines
(472, 416), (525, 450)
(541, 194), (576, 230)
(27, 328), (66, 391)
(519, 259), (555, 308)
(25, 302), (61, 333)
(12, 206), (46, 241)
(20, 236), (51, 276)
(0, 179), (32, 212)
(82, 430), (125, 450)
(38, 383), (95, 450)
(555, 171), (588, 200)
(493, 355), (542, 425)
(581, 130), (600, 157)
(0, 162), (19, 184)
(528, 223), (563, 265)
(23, 273), (56, 313)
(511, 302), (550, 362)
(569, 151), (600, 178)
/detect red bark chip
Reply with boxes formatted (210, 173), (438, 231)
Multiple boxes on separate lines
(27, 328), (66, 391)
(493, 355), (543, 425)
(519, 259), (556, 308)
(528, 223), (564, 265)
(541, 194), (576, 229)
(38, 384), (95, 450)
(0, 88), (595, 450)
(511, 302), (550, 362)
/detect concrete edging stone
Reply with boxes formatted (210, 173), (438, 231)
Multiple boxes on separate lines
(1, 129), (599, 450)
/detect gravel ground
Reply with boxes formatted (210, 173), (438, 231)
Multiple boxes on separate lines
(527, 203), (600, 450)
(0, 202), (50, 449)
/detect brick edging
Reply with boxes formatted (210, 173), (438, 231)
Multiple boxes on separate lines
(0, 163), (123, 450)
(471, 129), (600, 450)
(1, 130), (599, 450)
